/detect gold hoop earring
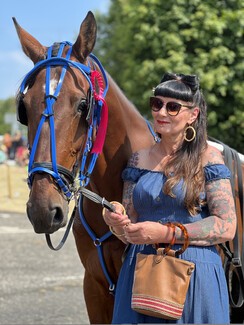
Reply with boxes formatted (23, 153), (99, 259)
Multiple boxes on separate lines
(184, 125), (196, 142)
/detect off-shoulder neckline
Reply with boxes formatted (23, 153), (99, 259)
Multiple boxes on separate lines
(124, 163), (226, 174)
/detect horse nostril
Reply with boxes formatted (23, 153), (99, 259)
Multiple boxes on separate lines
(52, 207), (64, 225)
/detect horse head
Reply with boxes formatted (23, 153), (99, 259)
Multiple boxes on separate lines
(13, 12), (100, 233)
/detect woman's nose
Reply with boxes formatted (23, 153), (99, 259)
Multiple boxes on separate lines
(157, 106), (167, 116)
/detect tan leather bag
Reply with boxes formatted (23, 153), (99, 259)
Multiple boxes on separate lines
(131, 223), (195, 320)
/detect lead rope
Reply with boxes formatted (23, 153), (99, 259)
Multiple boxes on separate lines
(45, 207), (76, 251)
(78, 195), (115, 294)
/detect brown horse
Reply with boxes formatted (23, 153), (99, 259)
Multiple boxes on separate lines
(13, 11), (244, 324)
(13, 11), (156, 324)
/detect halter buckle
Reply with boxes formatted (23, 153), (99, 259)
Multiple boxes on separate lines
(109, 284), (115, 295)
(42, 112), (54, 118)
(94, 238), (101, 247)
(232, 257), (242, 267)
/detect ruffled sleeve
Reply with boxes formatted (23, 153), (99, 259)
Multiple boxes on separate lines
(121, 167), (148, 183)
(204, 164), (231, 183)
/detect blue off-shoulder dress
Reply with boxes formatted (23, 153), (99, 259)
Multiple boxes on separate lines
(112, 164), (231, 324)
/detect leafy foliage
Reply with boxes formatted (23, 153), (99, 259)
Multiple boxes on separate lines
(96, 0), (244, 153)
(0, 98), (16, 134)
(1, 2), (243, 153)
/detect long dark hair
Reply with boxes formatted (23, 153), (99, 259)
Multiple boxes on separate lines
(154, 73), (208, 215)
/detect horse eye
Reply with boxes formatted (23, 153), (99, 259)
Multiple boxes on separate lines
(77, 99), (88, 113)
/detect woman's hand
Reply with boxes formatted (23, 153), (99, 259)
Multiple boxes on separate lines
(102, 202), (130, 228)
(124, 221), (170, 245)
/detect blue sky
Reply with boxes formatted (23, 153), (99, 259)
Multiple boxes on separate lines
(0, 0), (110, 100)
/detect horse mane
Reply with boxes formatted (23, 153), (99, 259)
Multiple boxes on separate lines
(106, 73), (145, 118)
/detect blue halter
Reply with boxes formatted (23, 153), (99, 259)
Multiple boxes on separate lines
(20, 42), (108, 199)
(19, 41), (117, 292)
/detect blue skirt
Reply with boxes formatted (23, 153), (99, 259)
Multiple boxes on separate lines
(112, 244), (230, 324)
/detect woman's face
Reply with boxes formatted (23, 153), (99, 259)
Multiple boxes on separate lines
(151, 96), (199, 139)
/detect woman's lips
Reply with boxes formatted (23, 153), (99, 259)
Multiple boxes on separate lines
(157, 120), (170, 125)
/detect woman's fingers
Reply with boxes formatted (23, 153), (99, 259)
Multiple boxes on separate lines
(111, 201), (125, 214)
(102, 205), (130, 227)
(124, 222), (158, 244)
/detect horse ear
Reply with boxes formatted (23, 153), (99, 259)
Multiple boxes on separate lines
(12, 17), (47, 64)
(72, 11), (97, 61)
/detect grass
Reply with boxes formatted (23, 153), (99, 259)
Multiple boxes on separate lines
(0, 162), (75, 216)
(0, 163), (29, 213)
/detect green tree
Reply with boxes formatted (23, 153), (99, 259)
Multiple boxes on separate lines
(96, 0), (244, 153)
(0, 98), (16, 134)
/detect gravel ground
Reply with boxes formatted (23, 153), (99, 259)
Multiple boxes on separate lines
(0, 211), (89, 324)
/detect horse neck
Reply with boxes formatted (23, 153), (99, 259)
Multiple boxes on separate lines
(90, 74), (155, 201)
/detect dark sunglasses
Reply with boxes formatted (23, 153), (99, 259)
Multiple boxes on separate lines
(149, 96), (195, 116)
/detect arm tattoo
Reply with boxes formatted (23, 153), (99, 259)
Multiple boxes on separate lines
(122, 181), (138, 223)
(122, 151), (140, 222)
(206, 148), (224, 165)
(176, 178), (236, 246)
(128, 152), (139, 168)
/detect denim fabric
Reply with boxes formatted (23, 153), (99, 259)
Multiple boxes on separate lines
(113, 165), (230, 324)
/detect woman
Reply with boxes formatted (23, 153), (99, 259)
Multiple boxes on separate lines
(102, 73), (236, 324)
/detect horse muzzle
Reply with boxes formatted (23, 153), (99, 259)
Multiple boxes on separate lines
(27, 201), (68, 234)
(26, 174), (69, 233)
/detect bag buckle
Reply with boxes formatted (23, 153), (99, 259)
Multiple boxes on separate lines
(187, 266), (195, 275)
